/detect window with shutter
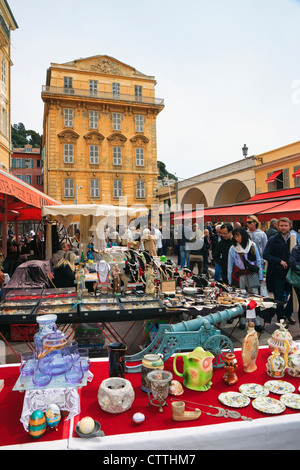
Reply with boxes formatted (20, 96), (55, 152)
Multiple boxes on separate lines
(113, 180), (122, 198)
(282, 168), (289, 189)
(136, 148), (144, 166)
(135, 85), (142, 101)
(136, 180), (145, 199)
(90, 111), (98, 129)
(294, 164), (300, 188)
(89, 145), (99, 164)
(89, 80), (98, 96)
(64, 179), (74, 198)
(90, 179), (99, 198)
(135, 115), (144, 132)
(64, 108), (73, 127)
(113, 113), (121, 131)
(64, 144), (74, 163)
(112, 82), (120, 97)
(113, 147), (122, 165)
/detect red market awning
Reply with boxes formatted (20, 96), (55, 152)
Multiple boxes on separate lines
(249, 187), (300, 201)
(0, 168), (60, 222)
(265, 170), (282, 183)
(0, 168), (59, 209)
(292, 168), (300, 178)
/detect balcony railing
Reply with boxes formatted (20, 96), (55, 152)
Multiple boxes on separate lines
(42, 86), (164, 107)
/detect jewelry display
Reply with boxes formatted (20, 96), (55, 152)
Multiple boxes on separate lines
(96, 260), (110, 284)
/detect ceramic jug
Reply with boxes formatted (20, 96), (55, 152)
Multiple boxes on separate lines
(173, 347), (214, 391)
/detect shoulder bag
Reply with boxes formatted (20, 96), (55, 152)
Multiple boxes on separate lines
(286, 265), (300, 289)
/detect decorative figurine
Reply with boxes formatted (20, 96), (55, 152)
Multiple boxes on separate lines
(87, 242), (94, 261)
(111, 264), (122, 294)
(223, 352), (238, 385)
(242, 321), (259, 373)
(173, 347), (214, 391)
(145, 263), (156, 295)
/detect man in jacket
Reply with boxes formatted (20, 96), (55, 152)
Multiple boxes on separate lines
(263, 217), (296, 324)
(213, 223), (233, 285)
(266, 219), (278, 239)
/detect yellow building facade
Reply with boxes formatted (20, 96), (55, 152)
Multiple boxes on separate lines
(254, 140), (300, 194)
(0, 0), (17, 171)
(41, 55), (164, 208)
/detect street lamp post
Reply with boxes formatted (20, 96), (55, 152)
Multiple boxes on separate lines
(242, 144), (248, 158)
(75, 185), (83, 204)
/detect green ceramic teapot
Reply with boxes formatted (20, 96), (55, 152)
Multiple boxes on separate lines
(173, 347), (214, 391)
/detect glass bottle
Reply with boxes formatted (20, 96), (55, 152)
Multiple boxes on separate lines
(242, 321), (259, 373)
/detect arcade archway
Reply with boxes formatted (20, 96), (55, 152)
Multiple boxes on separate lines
(214, 179), (251, 206)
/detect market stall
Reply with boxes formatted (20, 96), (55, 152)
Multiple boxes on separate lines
(1, 344), (299, 450)
(41, 203), (149, 260)
(0, 168), (60, 256)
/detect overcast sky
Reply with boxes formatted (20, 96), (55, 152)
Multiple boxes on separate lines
(8, 0), (300, 180)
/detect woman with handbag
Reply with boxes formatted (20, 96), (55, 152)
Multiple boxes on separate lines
(288, 244), (300, 324)
(228, 227), (263, 329)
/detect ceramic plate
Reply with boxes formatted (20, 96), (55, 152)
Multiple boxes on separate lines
(264, 380), (295, 395)
(239, 383), (269, 398)
(280, 393), (300, 410)
(252, 397), (286, 414)
(218, 391), (250, 408)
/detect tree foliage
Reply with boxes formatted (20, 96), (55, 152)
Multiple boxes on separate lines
(157, 160), (177, 181)
(11, 122), (42, 149)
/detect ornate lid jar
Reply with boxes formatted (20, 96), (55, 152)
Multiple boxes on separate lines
(267, 320), (296, 355)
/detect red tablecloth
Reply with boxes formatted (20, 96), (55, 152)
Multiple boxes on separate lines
(74, 348), (300, 437)
(0, 347), (299, 447)
(0, 365), (70, 447)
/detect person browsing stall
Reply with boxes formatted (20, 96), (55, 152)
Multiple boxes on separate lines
(53, 251), (77, 288)
(213, 223), (233, 285)
(246, 215), (268, 261)
(263, 217), (296, 325)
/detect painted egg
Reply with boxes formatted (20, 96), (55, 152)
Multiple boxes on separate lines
(133, 412), (145, 424)
(78, 416), (95, 434)
(28, 410), (46, 439)
(45, 404), (61, 428)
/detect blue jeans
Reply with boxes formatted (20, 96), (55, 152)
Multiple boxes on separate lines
(180, 245), (190, 268)
(272, 276), (293, 321)
(214, 263), (221, 281)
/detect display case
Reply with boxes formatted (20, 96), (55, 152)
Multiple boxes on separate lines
(34, 300), (79, 323)
(0, 299), (38, 323)
(78, 296), (123, 322)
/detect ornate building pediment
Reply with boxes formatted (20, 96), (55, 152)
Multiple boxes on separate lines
(130, 135), (150, 145)
(83, 131), (105, 144)
(107, 132), (127, 144)
(57, 129), (80, 144)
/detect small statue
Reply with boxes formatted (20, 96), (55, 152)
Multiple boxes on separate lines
(111, 264), (122, 294)
(145, 263), (156, 295)
(223, 352), (238, 385)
